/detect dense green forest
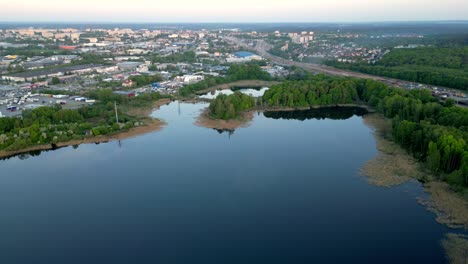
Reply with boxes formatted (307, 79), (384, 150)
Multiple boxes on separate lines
(0, 90), (166, 152)
(209, 92), (255, 120)
(207, 75), (468, 190)
(262, 78), (359, 107)
(180, 63), (272, 96)
(326, 47), (468, 90)
(360, 80), (467, 190)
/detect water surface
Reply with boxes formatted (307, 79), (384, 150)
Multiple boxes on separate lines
(0, 102), (453, 263)
(199, 87), (269, 99)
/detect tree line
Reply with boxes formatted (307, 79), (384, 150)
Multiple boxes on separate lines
(326, 46), (468, 90)
(262, 77), (359, 108)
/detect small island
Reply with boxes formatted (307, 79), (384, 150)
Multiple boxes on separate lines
(196, 92), (256, 130)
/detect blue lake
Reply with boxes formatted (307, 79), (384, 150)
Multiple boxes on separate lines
(0, 102), (454, 263)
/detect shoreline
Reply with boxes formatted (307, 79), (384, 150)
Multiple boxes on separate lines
(361, 113), (468, 230)
(195, 108), (255, 131)
(0, 118), (165, 160)
(0, 99), (172, 159)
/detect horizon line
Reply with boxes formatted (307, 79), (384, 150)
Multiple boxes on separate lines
(0, 20), (467, 24)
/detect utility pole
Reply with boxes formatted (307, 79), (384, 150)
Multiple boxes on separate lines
(114, 101), (119, 124)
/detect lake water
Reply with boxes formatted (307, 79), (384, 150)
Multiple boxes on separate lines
(199, 87), (269, 99)
(0, 102), (455, 263)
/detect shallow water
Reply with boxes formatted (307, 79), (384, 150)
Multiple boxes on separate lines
(0, 102), (455, 263)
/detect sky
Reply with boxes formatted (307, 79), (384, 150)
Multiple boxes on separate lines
(1, 0), (467, 23)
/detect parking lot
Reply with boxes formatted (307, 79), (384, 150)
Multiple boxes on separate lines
(0, 95), (90, 117)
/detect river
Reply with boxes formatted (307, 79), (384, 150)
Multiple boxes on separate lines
(0, 101), (456, 263)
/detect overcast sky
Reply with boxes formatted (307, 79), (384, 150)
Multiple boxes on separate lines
(1, 0), (467, 22)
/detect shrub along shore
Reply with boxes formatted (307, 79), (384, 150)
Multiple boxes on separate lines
(0, 89), (171, 159)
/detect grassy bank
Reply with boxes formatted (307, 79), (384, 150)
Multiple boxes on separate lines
(0, 91), (172, 159)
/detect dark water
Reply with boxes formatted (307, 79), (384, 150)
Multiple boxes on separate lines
(0, 102), (453, 263)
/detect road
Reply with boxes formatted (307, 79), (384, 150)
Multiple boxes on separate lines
(225, 37), (417, 88)
(224, 36), (468, 107)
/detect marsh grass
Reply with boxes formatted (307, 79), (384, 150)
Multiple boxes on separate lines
(361, 114), (468, 230)
(360, 114), (422, 187)
(441, 233), (468, 264)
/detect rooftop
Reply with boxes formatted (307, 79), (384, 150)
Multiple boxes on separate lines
(234, 51), (256, 58)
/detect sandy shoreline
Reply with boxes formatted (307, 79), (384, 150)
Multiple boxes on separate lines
(0, 99), (172, 159)
(195, 108), (255, 131)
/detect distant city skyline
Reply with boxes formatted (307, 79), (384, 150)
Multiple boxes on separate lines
(1, 0), (467, 23)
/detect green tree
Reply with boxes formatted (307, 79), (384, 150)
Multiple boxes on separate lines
(51, 77), (60, 85)
(428, 141), (441, 173)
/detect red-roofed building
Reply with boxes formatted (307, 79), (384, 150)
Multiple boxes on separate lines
(59, 46), (77, 50)
(122, 80), (134, 88)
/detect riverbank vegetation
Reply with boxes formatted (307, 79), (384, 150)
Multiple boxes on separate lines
(441, 233), (468, 264)
(0, 89), (169, 154)
(326, 46), (468, 90)
(360, 114), (420, 187)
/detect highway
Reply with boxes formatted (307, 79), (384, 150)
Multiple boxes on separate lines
(225, 37), (420, 88)
(224, 36), (468, 107)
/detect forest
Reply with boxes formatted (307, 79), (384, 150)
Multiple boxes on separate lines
(262, 77), (359, 107)
(208, 92), (255, 120)
(326, 46), (468, 90)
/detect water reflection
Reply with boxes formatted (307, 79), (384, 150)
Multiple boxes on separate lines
(214, 128), (235, 136)
(0, 149), (45, 161)
(264, 106), (368, 121)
